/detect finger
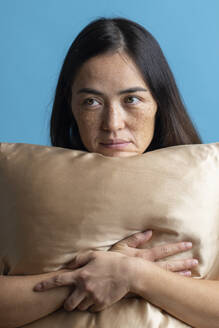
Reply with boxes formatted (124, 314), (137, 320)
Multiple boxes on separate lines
(111, 230), (153, 250)
(178, 270), (192, 277)
(64, 289), (86, 312)
(89, 302), (106, 313)
(151, 241), (193, 260)
(64, 250), (95, 270)
(156, 259), (199, 272)
(34, 271), (77, 291)
(77, 296), (94, 311)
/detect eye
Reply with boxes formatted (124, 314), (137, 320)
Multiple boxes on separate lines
(82, 98), (100, 107)
(124, 96), (140, 105)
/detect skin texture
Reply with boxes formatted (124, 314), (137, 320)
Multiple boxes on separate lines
(33, 246), (219, 328)
(4, 50), (215, 327)
(0, 232), (197, 328)
(0, 269), (72, 328)
(34, 53), (219, 328)
(33, 51), (205, 322)
(33, 232), (198, 313)
(33, 52), (219, 327)
(71, 50), (158, 157)
(0, 51), (199, 328)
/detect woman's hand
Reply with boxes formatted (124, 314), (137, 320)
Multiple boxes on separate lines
(109, 230), (198, 277)
(33, 250), (132, 313)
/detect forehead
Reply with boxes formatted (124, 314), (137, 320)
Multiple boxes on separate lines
(72, 51), (147, 92)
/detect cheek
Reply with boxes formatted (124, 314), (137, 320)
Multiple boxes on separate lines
(131, 108), (156, 140)
(74, 110), (101, 141)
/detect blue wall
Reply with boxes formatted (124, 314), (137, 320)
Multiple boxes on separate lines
(0, 0), (218, 145)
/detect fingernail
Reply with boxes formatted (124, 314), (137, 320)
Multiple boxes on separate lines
(34, 283), (43, 291)
(183, 271), (191, 276)
(184, 242), (193, 248)
(179, 270), (192, 276)
(143, 230), (152, 235)
(187, 259), (198, 266)
(192, 259), (199, 265)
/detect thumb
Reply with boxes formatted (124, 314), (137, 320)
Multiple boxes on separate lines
(63, 250), (94, 269)
(125, 230), (153, 248)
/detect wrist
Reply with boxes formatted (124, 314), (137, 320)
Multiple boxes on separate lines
(127, 256), (154, 296)
(125, 256), (144, 294)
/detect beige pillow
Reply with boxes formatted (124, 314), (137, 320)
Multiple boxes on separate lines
(0, 142), (219, 328)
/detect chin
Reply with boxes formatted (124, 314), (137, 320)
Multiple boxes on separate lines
(96, 143), (140, 157)
(98, 150), (139, 158)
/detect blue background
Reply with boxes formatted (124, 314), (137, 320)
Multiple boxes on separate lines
(0, 0), (218, 145)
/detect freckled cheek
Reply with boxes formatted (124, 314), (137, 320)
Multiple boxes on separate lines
(76, 113), (102, 145)
(131, 111), (156, 143)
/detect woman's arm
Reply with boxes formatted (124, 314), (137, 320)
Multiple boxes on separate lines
(130, 258), (219, 328)
(110, 230), (219, 327)
(0, 269), (72, 328)
(35, 251), (219, 328)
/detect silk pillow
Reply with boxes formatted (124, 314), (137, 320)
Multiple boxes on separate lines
(0, 142), (219, 328)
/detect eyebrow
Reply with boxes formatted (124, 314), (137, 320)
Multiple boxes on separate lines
(76, 87), (147, 96)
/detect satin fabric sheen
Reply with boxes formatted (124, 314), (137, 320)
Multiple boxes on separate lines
(0, 142), (219, 327)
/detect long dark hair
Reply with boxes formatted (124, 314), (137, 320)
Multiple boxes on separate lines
(50, 16), (202, 152)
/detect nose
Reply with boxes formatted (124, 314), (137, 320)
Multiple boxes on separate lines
(101, 104), (125, 132)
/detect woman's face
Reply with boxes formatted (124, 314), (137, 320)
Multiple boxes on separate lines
(71, 51), (158, 157)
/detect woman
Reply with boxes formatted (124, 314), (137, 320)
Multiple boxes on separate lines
(34, 17), (219, 327)
(1, 17), (217, 328)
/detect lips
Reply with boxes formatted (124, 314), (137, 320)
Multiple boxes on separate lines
(101, 139), (130, 145)
(100, 140), (131, 149)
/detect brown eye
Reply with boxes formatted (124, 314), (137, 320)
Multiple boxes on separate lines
(125, 96), (140, 105)
(83, 98), (100, 106)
